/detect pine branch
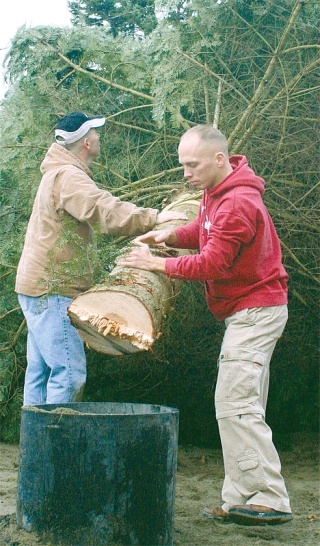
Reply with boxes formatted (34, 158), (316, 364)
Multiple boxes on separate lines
(231, 54), (320, 153)
(0, 263), (17, 270)
(178, 50), (250, 104)
(281, 240), (320, 285)
(118, 184), (180, 201)
(228, 0), (305, 149)
(0, 319), (26, 353)
(106, 117), (165, 136)
(42, 41), (155, 102)
(111, 167), (183, 195)
(213, 80), (222, 129)
(0, 307), (21, 320)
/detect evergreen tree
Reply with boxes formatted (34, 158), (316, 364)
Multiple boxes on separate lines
(0, 0), (318, 443)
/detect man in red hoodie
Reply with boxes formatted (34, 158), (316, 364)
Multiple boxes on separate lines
(118, 125), (292, 526)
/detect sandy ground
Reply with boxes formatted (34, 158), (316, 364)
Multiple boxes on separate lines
(0, 433), (319, 546)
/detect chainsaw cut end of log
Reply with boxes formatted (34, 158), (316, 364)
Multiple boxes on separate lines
(68, 286), (156, 355)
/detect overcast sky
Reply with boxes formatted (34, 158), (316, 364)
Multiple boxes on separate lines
(0, 0), (72, 99)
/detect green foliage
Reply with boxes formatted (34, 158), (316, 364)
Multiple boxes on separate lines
(68, 0), (158, 36)
(0, 0), (318, 444)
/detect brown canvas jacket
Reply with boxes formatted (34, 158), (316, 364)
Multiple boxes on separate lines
(15, 143), (158, 297)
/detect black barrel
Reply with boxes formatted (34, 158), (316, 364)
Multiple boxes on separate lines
(16, 402), (179, 545)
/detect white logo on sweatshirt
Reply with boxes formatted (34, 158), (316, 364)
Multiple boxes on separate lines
(204, 218), (212, 232)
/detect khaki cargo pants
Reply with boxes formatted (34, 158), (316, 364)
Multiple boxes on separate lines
(215, 305), (291, 513)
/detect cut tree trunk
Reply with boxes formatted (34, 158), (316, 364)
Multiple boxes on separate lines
(68, 193), (200, 355)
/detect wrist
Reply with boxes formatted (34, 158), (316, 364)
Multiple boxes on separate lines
(150, 256), (167, 273)
(166, 231), (178, 246)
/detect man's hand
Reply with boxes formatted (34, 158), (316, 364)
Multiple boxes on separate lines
(117, 242), (166, 273)
(156, 210), (187, 224)
(134, 229), (177, 246)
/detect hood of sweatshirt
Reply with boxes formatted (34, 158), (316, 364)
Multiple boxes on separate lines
(206, 155), (265, 199)
(40, 143), (93, 179)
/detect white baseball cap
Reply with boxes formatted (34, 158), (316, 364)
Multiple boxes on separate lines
(55, 111), (105, 145)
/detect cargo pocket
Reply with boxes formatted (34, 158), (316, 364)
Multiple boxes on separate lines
(215, 347), (266, 408)
(237, 449), (266, 491)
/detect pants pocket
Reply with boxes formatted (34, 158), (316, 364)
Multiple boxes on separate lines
(215, 347), (268, 417)
(18, 294), (49, 316)
(215, 347), (266, 404)
(237, 449), (266, 491)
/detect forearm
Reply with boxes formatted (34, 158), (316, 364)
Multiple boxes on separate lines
(169, 217), (201, 249)
(138, 255), (167, 273)
(149, 256), (166, 273)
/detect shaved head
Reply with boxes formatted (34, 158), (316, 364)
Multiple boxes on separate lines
(180, 125), (229, 156)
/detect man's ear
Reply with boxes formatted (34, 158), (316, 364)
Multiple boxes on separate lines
(83, 137), (90, 150)
(216, 151), (226, 167)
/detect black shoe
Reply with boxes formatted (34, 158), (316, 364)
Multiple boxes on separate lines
(228, 504), (293, 526)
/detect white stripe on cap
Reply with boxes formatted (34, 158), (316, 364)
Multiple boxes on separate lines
(55, 117), (105, 145)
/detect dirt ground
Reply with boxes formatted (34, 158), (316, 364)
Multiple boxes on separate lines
(0, 432), (319, 546)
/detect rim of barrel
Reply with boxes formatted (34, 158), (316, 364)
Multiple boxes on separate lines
(21, 402), (179, 416)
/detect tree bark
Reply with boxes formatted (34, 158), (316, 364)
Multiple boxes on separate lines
(68, 193), (200, 355)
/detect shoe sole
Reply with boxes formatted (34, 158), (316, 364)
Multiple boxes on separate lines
(229, 510), (293, 526)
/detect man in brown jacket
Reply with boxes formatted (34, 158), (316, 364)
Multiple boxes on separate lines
(16, 111), (185, 406)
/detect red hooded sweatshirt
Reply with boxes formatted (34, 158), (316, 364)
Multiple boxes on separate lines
(165, 155), (288, 321)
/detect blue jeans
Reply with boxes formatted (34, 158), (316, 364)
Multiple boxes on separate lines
(18, 294), (86, 405)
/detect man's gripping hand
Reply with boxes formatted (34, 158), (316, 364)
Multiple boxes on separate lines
(134, 229), (177, 246)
